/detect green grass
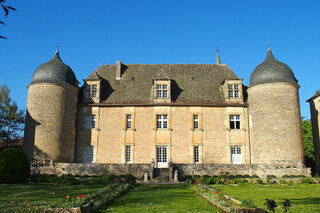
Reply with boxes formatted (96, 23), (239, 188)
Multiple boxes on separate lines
(0, 183), (105, 212)
(102, 184), (221, 212)
(213, 183), (320, 213)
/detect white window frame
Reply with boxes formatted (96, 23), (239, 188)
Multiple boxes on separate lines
(125, 146), (131, 163)
(194, 146), (199, 163)
(231, 146), (242, 164)
(126, 115), (132, 129)
(156, 84), (168, 98)
(157, 115), (168, 129)
(85, 115), (96, 129)
(230, 115), (240, 130)
(85, 84), (97, 98)
(193, 115), (199, 129)
(228, 84), (240, 98)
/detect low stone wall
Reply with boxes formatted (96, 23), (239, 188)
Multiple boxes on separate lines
(173, 164), (312, 178)
(31, 163), (150, 178)
(31, 163), (312, 179)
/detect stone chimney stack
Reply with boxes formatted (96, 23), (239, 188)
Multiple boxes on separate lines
(116, 60), (122, 80)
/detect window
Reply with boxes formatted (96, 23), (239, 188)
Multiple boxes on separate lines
(230, 115), (240, 129)
(85, 115), (96, 129)
(125, 146), (131, 163)
(126, 115), (132, 129)
(193, 115), (199, 129)
(156, 84), (168, 98)
(85, 84), (97, 98)
(231, 146), (242, 164)
(194, 146), (199, 163)
(157, 115), (168, 129)
(228, 84), (239, 98)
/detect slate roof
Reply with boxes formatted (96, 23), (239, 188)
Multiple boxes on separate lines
(250, 48), (297, 87)
(307, 90), (320, 102)
(84, 63), (240, 105)
(31, 50), (78, 87)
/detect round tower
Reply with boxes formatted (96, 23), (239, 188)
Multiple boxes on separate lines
(248, 47), (305, 166)
(23, 50), (78, 163)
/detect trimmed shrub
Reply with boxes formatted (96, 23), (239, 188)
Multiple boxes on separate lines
(300, 177), (316, 184)
(244, 174), (251, 178)
(251, 174), (259, 178)
(228, 175), (236, 180)
(267, 175), (277, 178)
(279, 179), (288, 184)
(255, 179), (263, 184)
(0, 148), (30, 183)
(120, 174), (136, 185)
(235, 174), (244, 178)
(60, 174), (79, 184)
(241, 199), (257, 208)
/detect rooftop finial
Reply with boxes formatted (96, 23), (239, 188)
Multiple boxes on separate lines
(53, 45), (62, 61)
(268, 44), (271, 52)
(216, 49), (221, 65)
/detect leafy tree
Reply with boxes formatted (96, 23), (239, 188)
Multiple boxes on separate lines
(302, 119), (315, 169)
(0, 0), (16, 39)
(0, 84), (25, 142)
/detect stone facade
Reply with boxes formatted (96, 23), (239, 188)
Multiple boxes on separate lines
(24, 49), (311, 178)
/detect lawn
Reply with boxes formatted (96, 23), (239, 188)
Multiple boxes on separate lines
(0, 183), (105, 212)
(213, 183), (320, 213)
(102, 184), (221, 212)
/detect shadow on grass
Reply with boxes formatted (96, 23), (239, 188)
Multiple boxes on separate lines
(290, 197), (320, 210)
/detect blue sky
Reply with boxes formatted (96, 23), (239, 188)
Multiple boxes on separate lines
(1, 0), (320, 119)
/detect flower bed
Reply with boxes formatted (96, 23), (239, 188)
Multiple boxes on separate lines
(191, 184), (265, 213)
(45, 182), (132, 212)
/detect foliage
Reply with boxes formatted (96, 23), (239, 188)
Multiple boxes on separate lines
(212, 183), (320, 212)
(267, 175), (277, 178)
(264, 199), (277, 213)
(240, 198), (256, 208)
(282, 199), (292, 213)
(279, 179), (288, 184)
(255, 179), (263, 184)
(230, 178), (248, 184)
(251, 174), (259, 178)
(299, 177), (316, 184)
(302, 119), (315, 170)
(0, 84), (25, 142)
(0, 183), (105, 212)
(191, 185), (235, 212)
(0, 148), (29, 183)
(0, 0), (16, 39)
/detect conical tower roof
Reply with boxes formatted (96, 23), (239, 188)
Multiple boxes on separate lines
(250, 47), (297, 87)
(30, 50), (78, 87)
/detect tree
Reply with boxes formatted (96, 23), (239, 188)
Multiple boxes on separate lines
(0, 0), (16, 39)
(0, 84), (24, 142)
(302, 119), (315, 170)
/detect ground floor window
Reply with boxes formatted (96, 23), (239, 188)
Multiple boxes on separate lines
(194, 146), (199, 163)
(156, 146), (168, 168)
(83, 146), (94, 163)
(231, 146), (242, 164)
(125, 146), (131, 163)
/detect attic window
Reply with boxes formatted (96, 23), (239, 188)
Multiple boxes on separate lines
(85, 85), (97, 98)
(228, 84), (239, 98)
(157, 85), (168, 98)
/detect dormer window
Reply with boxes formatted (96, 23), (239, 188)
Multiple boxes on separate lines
(85, 84), (97, 98)
(157, 85), (168, 98)
(228, 84), (239, 98)
(153, 79), (171, 103)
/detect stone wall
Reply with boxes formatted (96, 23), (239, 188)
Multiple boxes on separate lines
(31, 163), (150, 178)
(174, 164), (311, 178)
(30, 163), (311, 179)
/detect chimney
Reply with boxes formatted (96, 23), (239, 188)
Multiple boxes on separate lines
(116, 60), (122, 80)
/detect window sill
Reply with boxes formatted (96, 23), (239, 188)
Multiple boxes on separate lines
(227, 128), (246, 132)
(154, 128), (172, 131)
(123, 128), (136, 131)
(190, 128), (204, 132)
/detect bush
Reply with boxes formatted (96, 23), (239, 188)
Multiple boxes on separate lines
(34, 174), (49, 183)
(228, 175), (236, 180)
(0, 148), (30, 183)
(230, 178), (248, 184)
(244, 174), (251, 178)
(267, 175), (277, 178)
(120, 174), (136, 185)
(241, 199), (257, 208)
(300, 177), (316, 184)
(255, 179), (263, 184)
(251, 174), (259, 178)
(235, 174), (244, 178)
(60, 174), (79, 184)
(279, 179), (288, 184)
